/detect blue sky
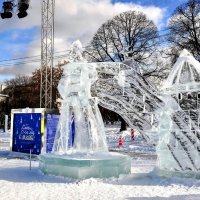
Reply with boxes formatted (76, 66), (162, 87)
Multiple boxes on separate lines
(0, 0), (188, 81)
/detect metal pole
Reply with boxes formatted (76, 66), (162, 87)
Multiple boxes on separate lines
(4, 115), (8, 133)
(40, 0), (55, 109)
(29, 148), (32, 170)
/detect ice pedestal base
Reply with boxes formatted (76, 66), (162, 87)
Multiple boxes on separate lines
(39, 152), (131, 179)
(156, 168), (200, 179)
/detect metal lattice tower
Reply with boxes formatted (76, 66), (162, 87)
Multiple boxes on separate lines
(40, 0), (55, 108)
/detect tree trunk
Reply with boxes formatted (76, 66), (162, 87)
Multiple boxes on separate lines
(120, 116), (127, 131)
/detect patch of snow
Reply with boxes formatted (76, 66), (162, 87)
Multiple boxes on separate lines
(0, 127), (200, 199)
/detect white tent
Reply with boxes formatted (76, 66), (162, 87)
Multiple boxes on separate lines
(162, 49), (200, 94)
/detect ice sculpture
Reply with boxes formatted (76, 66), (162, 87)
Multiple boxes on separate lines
(52, 41), (108, 154)
(92, 62), (164, 142)
(156, 104), (200, 178)
(156, 49), (200, 177)
(40, 44), (200, 179)
(39, 41), (131, 179)
(90, 49), (200, 178)
(163, 49), (200, 93)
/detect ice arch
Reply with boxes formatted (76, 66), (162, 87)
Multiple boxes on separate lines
(92, 62), (200, 176)
(92, 62), (164, 139)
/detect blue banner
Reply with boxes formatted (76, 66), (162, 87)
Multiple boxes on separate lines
(46, 113), (60, 153)
(46, 113), (75, 152)
(12, 113), (42, 155)
(68, 113), (75, 148)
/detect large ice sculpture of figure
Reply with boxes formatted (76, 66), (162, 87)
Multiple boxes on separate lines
(39, 41), (131, 179)
(53, 40), (108, 154)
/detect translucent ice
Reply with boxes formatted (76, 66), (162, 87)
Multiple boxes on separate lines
(91, 49), (200, 177)
(39, 41), (131, 179)
(156, 50), (200, 176)
(39, 152), (131, 179)
(162, 49), (200, 93)
(40, 43), (200, 179)
(52, 41), (108, 154)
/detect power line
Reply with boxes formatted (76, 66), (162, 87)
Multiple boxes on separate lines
(0, 49), (70, 63)
(0, 54), (68, 67)
(0, 33), (170, 67)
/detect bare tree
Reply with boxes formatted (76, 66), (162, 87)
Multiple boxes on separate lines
(1, 62), (65, 112)
(4, 75), (32, 87)
(85, 10), (160, 130)
(140, 51), (172, 89)
(167, 0), (200, 61)
(32, 63), (64, 108)
(85, 10), (159, 66)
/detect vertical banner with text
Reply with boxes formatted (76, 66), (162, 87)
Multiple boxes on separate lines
(46, 113), (60, 153)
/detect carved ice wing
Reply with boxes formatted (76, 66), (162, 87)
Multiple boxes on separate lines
(92, 62), (200, 173)
(91, 62), (165, 138)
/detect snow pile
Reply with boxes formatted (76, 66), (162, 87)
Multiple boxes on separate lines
(0, 127), (200, 199)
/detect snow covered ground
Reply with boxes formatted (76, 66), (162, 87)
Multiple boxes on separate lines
(0, 127), (200, 200)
